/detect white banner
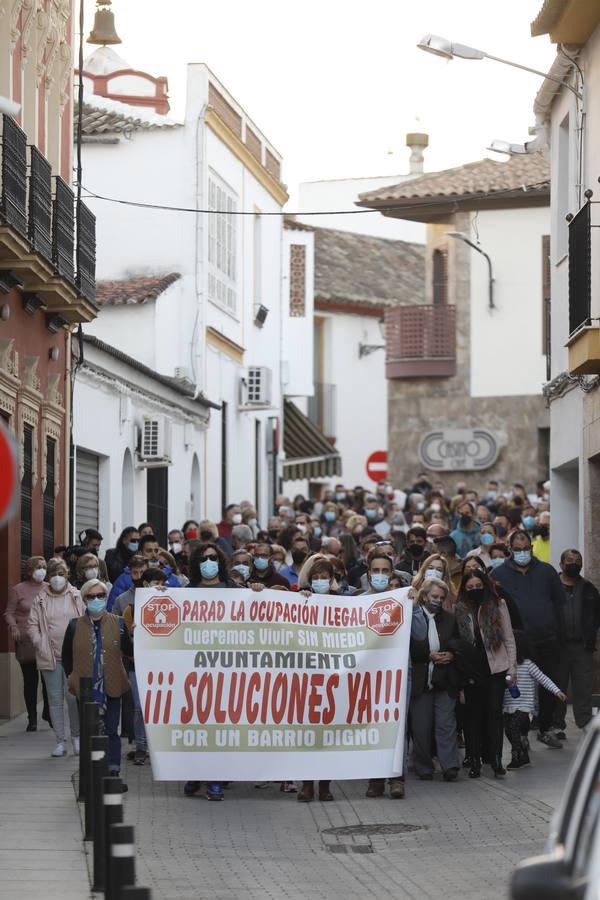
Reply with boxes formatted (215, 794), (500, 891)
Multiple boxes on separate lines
(133, 587), (411, 781)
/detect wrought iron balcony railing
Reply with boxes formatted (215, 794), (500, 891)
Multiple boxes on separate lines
(52, 176), (75, 282)
(568, 201), (591, 336)
(29, 145), (52, 262)
(1, 114), (27, 236)
(385, 303), (456, 379)
(76, 198), (96, 303)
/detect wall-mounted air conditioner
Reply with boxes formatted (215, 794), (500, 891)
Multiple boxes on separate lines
(239, 367), (272, 409)
(137, 416), (172, 466)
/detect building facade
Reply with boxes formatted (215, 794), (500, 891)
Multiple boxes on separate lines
(359, 154), (551, 492)
(529, 2), (600, 572)
(0, 0), (97, 717)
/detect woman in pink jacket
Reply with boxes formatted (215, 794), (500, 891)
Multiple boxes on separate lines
(455, 569), (516, 780)
(27, 558), (85, 757)
(4, 556), (51, 731)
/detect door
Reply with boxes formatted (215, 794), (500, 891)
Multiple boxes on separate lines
(147, 467), (168, 547)
(75, 449), (99, 537)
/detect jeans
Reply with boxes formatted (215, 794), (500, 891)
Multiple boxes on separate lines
(532, 639), (562, 733)
(42, 665), (79, 743)
(129, 670), (147, 752)
(19, 660), (50, 723)
(410, 689), (458, 775)
(555, 641), (594, 729)
(464, 672), (506, 764)
(102, 695), (123, 772)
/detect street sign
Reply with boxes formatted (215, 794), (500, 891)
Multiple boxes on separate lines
(366, 450), (387, 483)
(0, 420), (19, 527)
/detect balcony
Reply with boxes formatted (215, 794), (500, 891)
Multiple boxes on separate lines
(567, 200), (600, 375)
(0, 114), (96, 322)
(307, 382), (336, 440)
(385, 303), (456, 379)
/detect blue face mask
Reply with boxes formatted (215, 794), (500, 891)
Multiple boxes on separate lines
(488, 557), (505, 570)
(523, 516), (536, 530)
(87, 597), (107, 615)
(371, 573), (390, 591)
(366, 509), (377, 520)
(200, 559), (219, 579)
(254, 557), (269, 572)
(314, 526), (322, 538)
(128, 541), (139, 552)
(232, 564), (250, 581)
(425, 568), (442, 581)
(311, 579), (330, 594)
(513, 550), (532, 567)
(324, 511), (336, 522)
(480, 532), (495, 546)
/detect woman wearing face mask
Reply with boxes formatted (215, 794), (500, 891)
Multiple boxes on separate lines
(229, 551), (253, 587)
(466, 523), (498, 568)
(411, 554), (456, 611)
(455, 571), (516, 779)
(74, 552), (103, 590)
(410, 579), (460, 782)
(105, 526), (141, 583)
(5, 557), (52, 731)
(27, 559), (85, 756)
(62, 579), (132, 784)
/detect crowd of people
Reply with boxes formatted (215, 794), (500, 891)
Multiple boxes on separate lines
(5, 473), (599, 800)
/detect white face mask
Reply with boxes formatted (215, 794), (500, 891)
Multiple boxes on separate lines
(170, 542), (182, 555)
(32, 568), (47, 583)
(49, 575), (67, 592)
(232, 513), (242, 525)
(84, 567), (98, 581)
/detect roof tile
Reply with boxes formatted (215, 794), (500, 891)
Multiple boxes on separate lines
(95, 273), (181, 307)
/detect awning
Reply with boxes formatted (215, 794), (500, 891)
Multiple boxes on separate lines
(283, 399), (342, 481)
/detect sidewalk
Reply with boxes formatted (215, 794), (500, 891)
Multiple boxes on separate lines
(0, 712), (90, 900)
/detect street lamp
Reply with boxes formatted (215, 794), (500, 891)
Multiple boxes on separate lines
(446, 232), (495, 310)
(417, 34), (582, 101)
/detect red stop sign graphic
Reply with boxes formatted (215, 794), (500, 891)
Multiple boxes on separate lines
(366, 450), (387, 483)
(366, 597), (403, 636)
(0, 421), (19, 527)
(141, 595), (181, 636)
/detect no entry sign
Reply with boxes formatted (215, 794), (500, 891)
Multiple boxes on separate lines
(0, 420), (19, 527)
(366, 450), (387, 483)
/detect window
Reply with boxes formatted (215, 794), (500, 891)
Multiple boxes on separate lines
(43, 437), (56, 560)
(208, 173), (237, 314)
(557, 113), (570, 259)
(20, 424), (33, 565)
(542, 234), (551, 378)
(432, 249), (448, 305)
(289, 244), (306, 317)
(147, 467), (168, 548)
(254, 213), (262, 306)
(75, 449), (99, 535)
(221, 401), (228, 512)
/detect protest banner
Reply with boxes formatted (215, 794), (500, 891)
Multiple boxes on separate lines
(134, 587), (411, 781)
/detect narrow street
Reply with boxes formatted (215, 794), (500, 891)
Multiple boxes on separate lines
(0, 708), (580, 900)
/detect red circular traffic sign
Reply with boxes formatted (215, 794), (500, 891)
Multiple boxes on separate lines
(0, 420), (19, 526)
(366, 450), (387, 483)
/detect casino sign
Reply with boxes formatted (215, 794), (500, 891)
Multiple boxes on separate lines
(419, 429), (499, 471)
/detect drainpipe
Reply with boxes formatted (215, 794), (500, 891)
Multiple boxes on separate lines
(192, 101), (208, 398)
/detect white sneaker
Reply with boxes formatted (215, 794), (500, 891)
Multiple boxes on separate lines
(72, 737), (80, 756)
(51, 742), (66, 757)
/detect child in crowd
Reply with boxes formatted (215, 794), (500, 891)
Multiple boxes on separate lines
(503, 631), (566, 769)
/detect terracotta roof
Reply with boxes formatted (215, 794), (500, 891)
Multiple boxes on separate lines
(77, 99), (181, 136)
(357, 153), (550, 208)
(284, 216), (313, 232)
(313, 227), (425, 310)
(530, 0), (566, 36)
(95, 273), (181, 307)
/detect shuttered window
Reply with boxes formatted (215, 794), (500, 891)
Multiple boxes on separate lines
(208, 173), (237, 313)
(20, 425), (33, 566)
(43, 437), (56, 560)
(432, 249), (448, 305)
(75, 449), (99, 535)
(542, 234), (551, 379)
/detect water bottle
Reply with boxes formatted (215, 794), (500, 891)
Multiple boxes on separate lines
(506, 675), (520, 698)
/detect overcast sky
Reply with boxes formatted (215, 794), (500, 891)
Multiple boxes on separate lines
(84, 0), (556, 207)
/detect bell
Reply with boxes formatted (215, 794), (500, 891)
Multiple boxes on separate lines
(87, 1), (122, 46)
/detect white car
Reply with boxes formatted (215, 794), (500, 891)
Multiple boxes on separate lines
(511, 715), (600, 900)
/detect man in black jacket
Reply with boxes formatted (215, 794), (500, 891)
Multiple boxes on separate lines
(493, 531), (565, 748)
(557, 549), (600, 732)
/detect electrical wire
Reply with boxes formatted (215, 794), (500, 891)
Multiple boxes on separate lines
(78, 179), (550, 218)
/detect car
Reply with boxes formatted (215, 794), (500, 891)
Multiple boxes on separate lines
(511, 715), (600, 900)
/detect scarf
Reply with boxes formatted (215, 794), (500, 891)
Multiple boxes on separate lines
(87, 612), (107, 715)
(455, 599), (503, 651)
(423, 607), (440, 689)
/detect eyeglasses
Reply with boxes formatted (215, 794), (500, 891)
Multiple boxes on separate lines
(202, 554), (219, 561)
(88, 593), (107, 601)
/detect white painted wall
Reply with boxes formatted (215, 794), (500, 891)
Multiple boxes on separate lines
(468, 206), (550, 398)
(299, 177), (425, 243)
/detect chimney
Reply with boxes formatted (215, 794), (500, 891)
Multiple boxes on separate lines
(406, 132), (429, 175)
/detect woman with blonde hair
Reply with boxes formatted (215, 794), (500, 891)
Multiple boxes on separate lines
(410, 578), (460, 781)
(412, 554), (456, 611)
(27, 558), (85, 756)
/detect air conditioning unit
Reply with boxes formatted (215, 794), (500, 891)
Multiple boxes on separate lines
(139, 416), (171, 463)
(239, 366), (272, 409)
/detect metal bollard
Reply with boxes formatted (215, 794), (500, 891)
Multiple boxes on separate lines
(121, 890), (151, 899)
(83, 702), (100, 841)
(109, 823), (136, 900)
(78, 677), (94, 801)
(91, 735), (109, 891)
(103, 777), (124, 900)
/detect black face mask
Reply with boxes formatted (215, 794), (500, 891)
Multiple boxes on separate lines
(132, 578), (144, 588)
(538, 525), (550, 539)
(407, 544), (424, 558)
(564, 563), (582, 578)
(459, 515), (472, 528)
(292, 549), (307, 565)
(268, 529), (279, 539)
(467, 587), (484, 605)
(495, 525), (507, 538)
